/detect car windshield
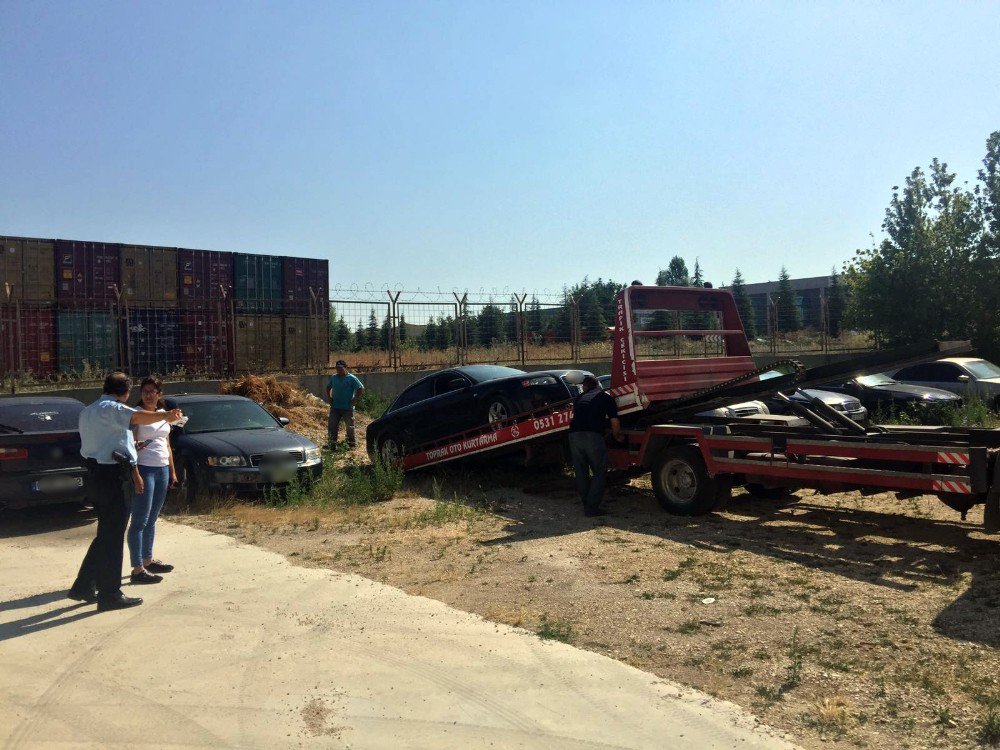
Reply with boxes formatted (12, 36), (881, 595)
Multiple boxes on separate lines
(0, 400), (84, 433)
(856, 374), (896, 387)
(460, 365), (527, 383)
(178, 399), (279, 434)
(965, 360), (1000, 379)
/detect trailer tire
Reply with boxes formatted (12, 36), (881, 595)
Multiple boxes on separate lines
(938, 492), (979, 516)
(744, 483), (795, 501)
(651, 445), (729, 516)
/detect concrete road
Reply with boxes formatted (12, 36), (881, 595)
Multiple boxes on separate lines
(0, 507), (798, 749)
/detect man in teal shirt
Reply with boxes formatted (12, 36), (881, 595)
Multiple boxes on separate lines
(325, 360), (365, 449)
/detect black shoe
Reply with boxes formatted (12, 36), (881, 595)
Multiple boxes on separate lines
(97, 595), (143, 612)
(145, 561), (174, 574)
(67, 584), (98, 603)
(129, 571), (163, 584)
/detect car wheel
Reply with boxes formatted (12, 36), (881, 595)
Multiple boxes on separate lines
(650, 445), (730, 515)
(178, 460), (200, 505)
(376, 432), (404, 467)
(485, 395), (514, 428)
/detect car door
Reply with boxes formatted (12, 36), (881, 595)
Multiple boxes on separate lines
(896, 362), (969, 396)
(381, 378), (437, 447)
(429, 371), (476, 439)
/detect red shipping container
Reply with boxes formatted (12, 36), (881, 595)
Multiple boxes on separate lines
(178, 308), (232, 375)
(55, 240), (121, 301)
(178, 249), (233, 307)
(0, 304), (55, 377)
(283, 257), (329, 316)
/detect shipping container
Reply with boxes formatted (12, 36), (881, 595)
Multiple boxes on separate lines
(121, 245), (178, 307)
(16, 305), (56, 376)
(124, 308), (181, 376)
(234, 315), (282, 371)
(283, 257), (329, 316)
(0, 236), (56, 302)
(234, 254), (283, 314)
(178, 248), (233, 306)
(283, 316), (328, 370)
(179, 307), (231, 375)
(55, 240), (121, 301)
(57, 307), (118, 375)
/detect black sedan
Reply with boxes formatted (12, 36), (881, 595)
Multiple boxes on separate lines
(366, 365), (589, 464)
(0, 396), (88, 510)
(164, 394), (323, 501)
(820, 373), (962, 416)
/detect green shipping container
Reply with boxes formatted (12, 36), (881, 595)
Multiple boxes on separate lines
(283, 316), (328, 370)
(121, 245), (178, 307)
(57, 309), (118, 375)
(234, 315), (283, 371)
(234, 254), (283, 314)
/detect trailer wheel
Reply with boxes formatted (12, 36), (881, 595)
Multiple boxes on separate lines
(744, 483), (795, 501)
(651, 445), (729, 516)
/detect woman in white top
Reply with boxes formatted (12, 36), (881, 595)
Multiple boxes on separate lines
(126, 376), (178, 584)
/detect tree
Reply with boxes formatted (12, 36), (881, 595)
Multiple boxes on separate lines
(380, 313), (391, 350)
(579, 287), (607, 342)
(692, 258), (704, 288)
(329, 313), (353, 351)
(773, 267), (802, 332)
(730, 269), (756, 340)
(421, 318), (438, 351)
(656, 256), (689, 287)
(353, 321), (365, 352)
(527, 296), (543, 342)
(434, 315), (454, 350)
(477, 303), (505, 347)
(398, 313), (407, 344)
(366, 310), (380, 349)
(826, 269), (846, 338)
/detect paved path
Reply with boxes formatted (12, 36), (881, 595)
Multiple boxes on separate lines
(1, 509), (798, 749)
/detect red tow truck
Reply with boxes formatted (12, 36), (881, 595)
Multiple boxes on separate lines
(398, 285), (1000, 533)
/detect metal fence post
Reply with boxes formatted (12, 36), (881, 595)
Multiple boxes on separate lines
(386, 290), (401, 371)
(570, 297), (581, 364)
(820, 290), (829, 354)
(767, 295), (778, 356)
(453, 292), (467, 366)
(514, 293), (527, 366)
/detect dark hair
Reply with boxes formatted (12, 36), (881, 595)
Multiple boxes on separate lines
(582, 375), (601, 392)
(103, 372), (132, 396)
(135, 375), (165, 409)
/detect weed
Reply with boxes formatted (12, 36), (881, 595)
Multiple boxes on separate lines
(732, 666), (754, 679)
(752, 648), (770, 660)
(536, 615), (573, 643)
(935, 707), (957, 728)
(802, 696), (852, 739)
(662, 556), (696, 581)
(783, 627), (805, 690)
(755, 685), (782, 702)
(412, 500), (485, 527)
(368, 544), (390, 562)
(741, 603), (781, 617)
(623, 573), (641, 584)
(981, 709), (1000, 746)
(356, 389), (392, 418)
(676, 619), (702, 635)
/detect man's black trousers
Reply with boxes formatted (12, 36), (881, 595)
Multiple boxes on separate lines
(73, 461), (131, 602)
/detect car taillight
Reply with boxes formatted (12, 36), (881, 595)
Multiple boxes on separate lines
(0, 447), (28, 460)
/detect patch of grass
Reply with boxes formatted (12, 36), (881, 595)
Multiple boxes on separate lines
(802, 696), (852, 739)
(536, 614), (573, 643)
(623, 573), (641, 584)
(676, 619), (702, 635)
(356, 389), (392, 418)
(741, 603), (781, 617)
(981, 709), (1000, 746)
(662, 556), (697, 581)
(935, 707), (957, 728)
(411, 500), (486, 527)
(732, 666), (754, 679)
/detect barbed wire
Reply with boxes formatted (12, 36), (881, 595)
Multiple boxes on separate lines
(328, 284), (568, 304)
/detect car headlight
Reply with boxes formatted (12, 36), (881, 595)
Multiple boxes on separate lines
(304, 447), (322, 462)
(207, 455), (246, 467)
(522, 376), (558, 387)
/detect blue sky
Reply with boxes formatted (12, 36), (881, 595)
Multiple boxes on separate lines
(1, 1), (998, 298)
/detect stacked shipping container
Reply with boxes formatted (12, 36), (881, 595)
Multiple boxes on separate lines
(0, 234), (329, 382)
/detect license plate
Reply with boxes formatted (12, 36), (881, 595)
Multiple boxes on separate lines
(33, 475), (84, 493)
(262, 463), (298, 483)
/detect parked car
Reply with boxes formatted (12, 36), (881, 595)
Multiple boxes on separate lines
(764, 389), (869, 424)
(366, 365), (590, 463)
(596, 375), (770, 418)
(820, 373), (961, 416)
(0, 396), (89, 510)
(889, 358), (1000, 409)
(164, 394), (323, 502)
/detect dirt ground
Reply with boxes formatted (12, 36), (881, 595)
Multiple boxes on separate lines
(174, 435), (1000, 750)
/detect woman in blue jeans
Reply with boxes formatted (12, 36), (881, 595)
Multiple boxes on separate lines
(127, 376), (178, 584)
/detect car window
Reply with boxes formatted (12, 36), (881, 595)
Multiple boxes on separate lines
(0, 400), (84, 432)
(433, 373), (470, 396)
(460, 365), (526, 383)
(964, 360), (1000, 379)
(390, 378), (435, 411)
(181, 400), (279, 433)
(896, 363), (958, 381)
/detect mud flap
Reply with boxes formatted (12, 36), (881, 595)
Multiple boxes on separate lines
(983, 460), (1000, 534)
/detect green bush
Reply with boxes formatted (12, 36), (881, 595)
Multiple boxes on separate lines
(356, 389), (392, 418)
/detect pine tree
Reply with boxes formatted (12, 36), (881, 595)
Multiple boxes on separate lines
(773, 267), (802, 332)
(527, 296), (542, 343)
(353, 321), (365, 352)
(579, 287), (607, 342)
(730, 269), (756, 339)
(477, 304), (505, 347)
(692, 258), (704, 287)
(434, 315), (454, 350)
(398, 313), (407, 344)
(366, 310), (380, 349)
(380, 313), (391, 350)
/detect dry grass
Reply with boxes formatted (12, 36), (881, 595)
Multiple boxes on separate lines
(222, 374), (332, 445)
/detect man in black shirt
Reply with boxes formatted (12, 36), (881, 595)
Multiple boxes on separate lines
(568, 375), (623, 517)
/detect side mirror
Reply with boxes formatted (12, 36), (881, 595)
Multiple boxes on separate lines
(957, 374), (971, 383)
(278, 417), (290, 426)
